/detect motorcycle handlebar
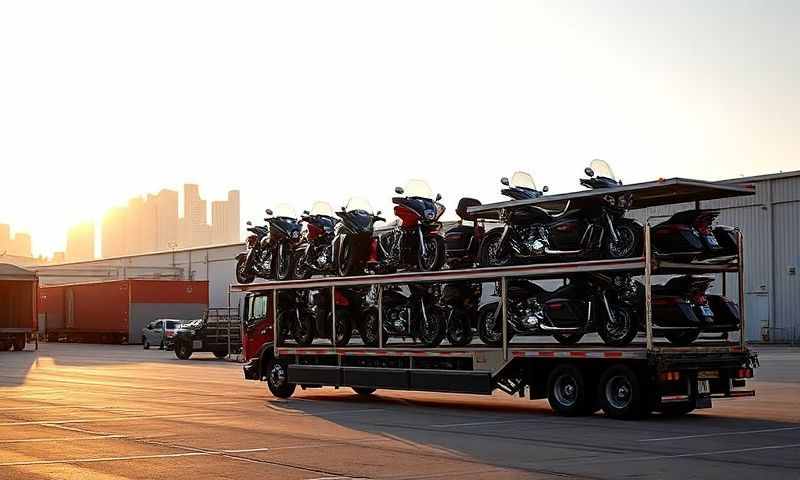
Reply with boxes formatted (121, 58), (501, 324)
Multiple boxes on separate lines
(374, 216), (386, 222)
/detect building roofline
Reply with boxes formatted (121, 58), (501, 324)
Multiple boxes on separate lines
(717, 169), (800, 184)
(30, 242), (244, 269)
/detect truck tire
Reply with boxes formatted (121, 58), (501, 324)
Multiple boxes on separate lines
(12, 336), (26, 352)
(175, 340), (193, 360)
(598, 364), (645, 420)
(266, 358), (296, 399)
(213, 351), (227, 359)
(352, 387), (376, 396)
(547, 365), (594, 416)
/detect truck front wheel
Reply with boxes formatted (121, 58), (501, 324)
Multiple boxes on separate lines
(266, 358), (296, 399)
(175, 340), (193, 360)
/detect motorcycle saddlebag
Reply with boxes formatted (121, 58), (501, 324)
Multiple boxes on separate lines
(707, 295), (741, 331)
(651, 223), (704, 257)
(652, 299), (701, 328)
(712, 226), (739, 257)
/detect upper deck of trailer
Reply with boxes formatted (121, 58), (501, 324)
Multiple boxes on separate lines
(467, 177), (755, 220)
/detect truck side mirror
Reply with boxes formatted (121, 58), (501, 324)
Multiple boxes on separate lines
(395, 186), (404, 195)
(584, 167), (595, 178)
(500, 177), (509, 186)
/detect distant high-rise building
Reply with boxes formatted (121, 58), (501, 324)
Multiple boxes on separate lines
(101, 207), (127, 258)
(66, 222), (94, 262)
(51, 251), (65, 263)
(0, 224), (9, 253)
(156, 189), (179, 250)
(125, 197), (145, 254)
(183, 184), (209, 247)
(211, 190), (241, 245)
(11, 233), (32, 258)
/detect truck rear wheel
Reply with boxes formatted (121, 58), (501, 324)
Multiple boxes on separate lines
(598, 364), (644, 419)
(266, 358), (296, 399)
(12, 335), (26, 352)
(352, 387), (376, 396)
(547, 365), (594, 416)
(175, 340), (193, 360)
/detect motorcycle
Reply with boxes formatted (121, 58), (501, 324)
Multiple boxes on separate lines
(360, 283), (446, 347)
(292, 201), (340, 280)
(444, 197), (485, 269)
(291, 287), (365, 347)
(335, 197), (385, 276)
(478, 161), (643, 267)
(438, 281), (482, 346)
(476, 274), (638, 347)
(265, 204), (303, 281)
(651, 209), (738, 262)
(375, 179), (446, 273)
(235, 219), (271, 284)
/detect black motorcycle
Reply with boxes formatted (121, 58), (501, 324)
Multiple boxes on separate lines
(292, 201), (340, 280)
(478, 161), (642, 267)
(476, 274), (638, 347)
(376, 179), (446, 273)
(360, 283), (446, 347)
(335, 197), (385, 277)
(265, 205), (303, 281)
(651, 209), (738, 262)
(444, 197), (485, 269)
(291, 287), (366, 347)
(438, 281), (482, 346)
(235, 219), (270, 284)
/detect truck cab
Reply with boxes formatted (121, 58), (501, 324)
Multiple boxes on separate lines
(242, 293), (274, 380)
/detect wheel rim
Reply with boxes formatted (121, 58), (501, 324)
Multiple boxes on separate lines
(483, 309), (502, 343)
(606, 308), (631, 341)
(605, 375), (633, 410)
(553, 375), (578, 407)
(270, 363), (287, 388)
(364, 312), (378, 344)
(608, 226), (635, 258)
(486, 236), (509, 266)
(335, 317), (348, 343)
(277, 245), (290, 278)
(420, 237), (438, 270)
(421, 312), (441, 344)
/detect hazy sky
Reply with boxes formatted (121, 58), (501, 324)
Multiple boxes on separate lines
(1, 0), (798, 257)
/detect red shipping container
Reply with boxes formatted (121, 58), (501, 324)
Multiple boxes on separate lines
(38, 279), (208, 344)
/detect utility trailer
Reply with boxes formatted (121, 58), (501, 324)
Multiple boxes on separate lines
(173, 307), (242, 360)
(0, 264), (38, 352)
(236, 179), (758, 419)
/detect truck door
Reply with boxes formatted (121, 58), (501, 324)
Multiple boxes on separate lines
(242, 294), (272, 360)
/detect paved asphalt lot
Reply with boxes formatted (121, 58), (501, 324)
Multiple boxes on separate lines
(0, 344), (798, 480)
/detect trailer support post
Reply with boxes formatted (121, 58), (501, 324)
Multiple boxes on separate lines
(330, 285), (337, 351)
(501, 276), (508, 361)
(272, 289), (278, 357)
(377, 285), (383, 349)
(738, 231), (746, 348)
(644, 223), (654, 351)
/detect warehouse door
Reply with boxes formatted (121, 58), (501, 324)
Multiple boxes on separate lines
(745, 293), (768, 341)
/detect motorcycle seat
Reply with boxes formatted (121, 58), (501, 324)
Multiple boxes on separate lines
(455, 197), (482, 221)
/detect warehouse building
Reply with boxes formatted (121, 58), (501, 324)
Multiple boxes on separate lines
(30, 169), (800, 343)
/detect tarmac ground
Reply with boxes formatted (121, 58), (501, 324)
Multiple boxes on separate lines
(1, 343), (798, 479)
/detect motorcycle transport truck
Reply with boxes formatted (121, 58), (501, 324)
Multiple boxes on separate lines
(236, 177), (758, 419)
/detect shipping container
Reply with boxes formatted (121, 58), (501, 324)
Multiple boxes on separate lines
(38, 279), (208, 344)
(0, 264), (37, 351)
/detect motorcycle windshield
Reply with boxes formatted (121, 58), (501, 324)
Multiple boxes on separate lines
(403, 179), (434, 199)
(344, 196), (374, 214)
(510, 171), (537, 190)
(309, 201), (334, 216)
(272, 203), (297, 219)
(590, 159), (616, 181)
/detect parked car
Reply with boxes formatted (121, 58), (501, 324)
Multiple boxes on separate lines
(141, 319), (184, 350)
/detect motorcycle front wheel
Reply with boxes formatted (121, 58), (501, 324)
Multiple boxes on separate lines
(333, 312), (353, 347)
(605, 222), (642, 259)
(235, 256), (256, 284)
(419, 308), (445, 347)
(291, 250), (313, 280)
(275, 243), (293, 281)
(478, 229), (512, 268)
(418, 235), (446, 272)
(445, 309), (473, 347)
(337, 238), (359, 276)
(292, 311), (315, 346)
(358, 308), (380, 347)
(477, 303), (512, 346)
(598, 305), (637, 346)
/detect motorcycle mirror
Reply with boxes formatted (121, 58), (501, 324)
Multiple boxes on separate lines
(584, 167), (595, 177)
(246, 220), (252, 226)
(376, 210), (382, 215)
(395, 186), (404, 195)
(542, 186), (549, 193)
(435, 193), (442, 201)
(341, 206), (346, 212)
(265, 208), (273, 216)
(303, 210), (310, 215)
(500, 177), (509, 186)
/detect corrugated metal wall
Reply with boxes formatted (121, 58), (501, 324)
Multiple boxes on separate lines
(632, 173), (800, 342)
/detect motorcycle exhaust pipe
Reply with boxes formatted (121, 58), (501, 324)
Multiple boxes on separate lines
(543, 248), (582, 255)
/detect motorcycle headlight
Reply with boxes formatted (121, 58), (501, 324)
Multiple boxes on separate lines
(424, 209), (436, 220)
(291, 230), (300, 239)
